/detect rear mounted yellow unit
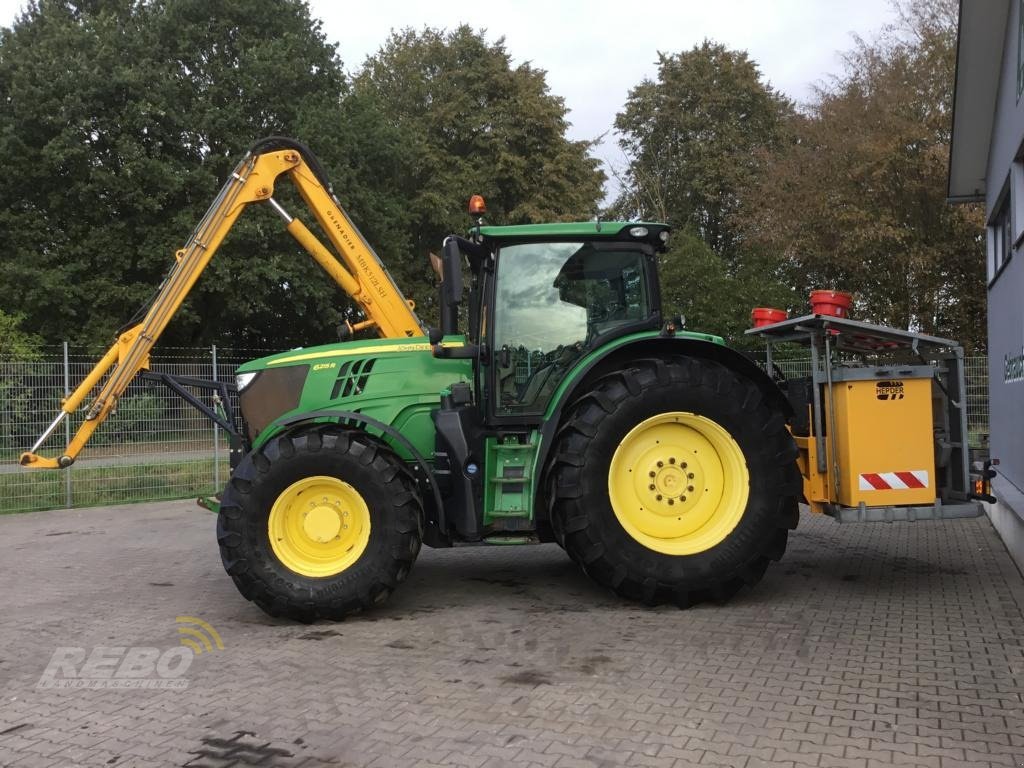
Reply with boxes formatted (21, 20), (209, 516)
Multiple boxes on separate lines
(825, 369), (935, 508)
(747, 313), (982, 525)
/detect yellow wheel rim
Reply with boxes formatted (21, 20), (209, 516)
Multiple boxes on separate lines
(608, 411), (749, 555)
(268, 475), (371, 578)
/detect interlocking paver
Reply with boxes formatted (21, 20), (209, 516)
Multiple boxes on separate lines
(0, 501), (1022, 768)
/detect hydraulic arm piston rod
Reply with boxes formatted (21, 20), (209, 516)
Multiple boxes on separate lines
(21, 142), (422, 469)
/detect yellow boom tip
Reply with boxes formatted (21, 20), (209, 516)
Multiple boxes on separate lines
(19, 453), (69, 470)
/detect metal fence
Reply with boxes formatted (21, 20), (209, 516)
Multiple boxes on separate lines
(0, 347), (991, 515)
(773, 355), (990, 450)
(0, 345), (277, 514)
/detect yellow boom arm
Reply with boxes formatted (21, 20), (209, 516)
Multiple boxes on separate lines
(21, 143), (422, 469)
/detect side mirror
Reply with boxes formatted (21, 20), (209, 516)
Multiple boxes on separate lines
(443, 239), (463, 303)
(440, 238), (463, 335)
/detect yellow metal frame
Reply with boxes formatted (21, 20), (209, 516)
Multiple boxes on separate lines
(607, 411), (750, 555)
(21, 148), (422, 469)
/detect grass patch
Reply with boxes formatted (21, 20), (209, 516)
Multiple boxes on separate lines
(0, 459), (229, 514)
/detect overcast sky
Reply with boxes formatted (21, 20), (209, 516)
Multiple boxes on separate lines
(0, 0), (899, 195)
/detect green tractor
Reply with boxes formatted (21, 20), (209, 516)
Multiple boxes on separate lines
(218, 219), (799, 621)
(21, 141), (798, 622)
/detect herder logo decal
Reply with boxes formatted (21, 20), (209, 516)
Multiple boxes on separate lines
(875, 380), (905, 401)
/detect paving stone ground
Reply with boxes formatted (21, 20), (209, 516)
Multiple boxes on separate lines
(0, 501), (1022, 768)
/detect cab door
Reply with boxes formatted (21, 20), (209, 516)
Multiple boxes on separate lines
(486, 241), (658, 424)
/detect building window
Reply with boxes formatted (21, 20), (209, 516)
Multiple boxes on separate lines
(990, 193), (1012, 283)
(1015, 159), (1024, 243)
(1018, 0), (1024, 99)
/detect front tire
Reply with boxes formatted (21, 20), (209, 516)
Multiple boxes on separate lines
(217, 425), (423, 622)
(548, 357), (799, 607)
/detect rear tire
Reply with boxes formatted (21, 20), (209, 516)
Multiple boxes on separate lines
(217, 425), (423, 622)
(548, 357), (799, 607)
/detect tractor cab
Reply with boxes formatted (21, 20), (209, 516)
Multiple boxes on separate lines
(433, 216), (673, 422)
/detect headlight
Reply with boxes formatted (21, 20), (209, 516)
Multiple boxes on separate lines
(235, 371), (259, 392)
(629, 226), (649, 237)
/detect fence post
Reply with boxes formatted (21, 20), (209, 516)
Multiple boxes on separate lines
(63, 341), (72, 509)
(212, 344), (220, 490)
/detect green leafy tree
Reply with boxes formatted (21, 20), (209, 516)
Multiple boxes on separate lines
(353, 26), (606, 318)
(658, 231), (793, 347)
(0, 309), (44, 453)
(0, 310), (42, 361)
(0, 0), (410, 348)
(614, 41), (793, 259)
(738, 0), (985, 349)
(612, 41), (794, 342)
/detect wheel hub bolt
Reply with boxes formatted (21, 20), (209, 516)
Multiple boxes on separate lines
(681, 462), (688, 469)
(657, 461), (664, 468)
(667, 499), (675, 505)
(681, 495), (687, 502)
(649, 471), (656, 478)
(669, 457), (675, 464)
(688, 485), (695, 492)
(656, 494), (663, 501)
(687, 472), (695, 479)
(648, 484), (656, 491)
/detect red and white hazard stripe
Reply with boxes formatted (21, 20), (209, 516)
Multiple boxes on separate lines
(858, 470), (929, 491)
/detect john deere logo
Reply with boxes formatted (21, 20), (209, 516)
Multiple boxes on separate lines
(876, 380), (905, 401)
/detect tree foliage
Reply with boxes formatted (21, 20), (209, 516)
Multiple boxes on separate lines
(658, 233), (794, 346)
(0, 310), (42, 361)
(0, 7), (604, 347)
(0, 0), (985, 355)
(737, 0), (985, 349)
(614, 42), (793, 259)
(611, 41), (795, 345)
(352, 26), (606, 316)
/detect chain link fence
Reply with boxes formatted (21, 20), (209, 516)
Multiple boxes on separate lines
(0, 347), (991, 515)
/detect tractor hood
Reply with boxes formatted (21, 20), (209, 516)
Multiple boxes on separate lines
(233, 336), (471, 451)
(235, 336), (464, 375)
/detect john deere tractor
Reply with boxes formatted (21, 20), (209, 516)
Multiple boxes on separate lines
(22, 139), (800, 621)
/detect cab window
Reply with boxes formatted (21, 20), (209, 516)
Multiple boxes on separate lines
(491, 241), (651, 416)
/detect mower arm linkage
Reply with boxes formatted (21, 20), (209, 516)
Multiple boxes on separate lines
(21, 140), (422, 469)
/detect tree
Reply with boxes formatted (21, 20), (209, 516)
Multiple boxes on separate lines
(614, 41), (793, 259)
(0, 0), (410, 348)
(0, 310), (42, 361)
(611, 41), (795, 344)
(659, 232), (794, 347)
(738, 0), (986, 349)
(353, 26), (606, 317)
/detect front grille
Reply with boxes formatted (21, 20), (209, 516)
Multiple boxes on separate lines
(239, 365), (309, 440)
